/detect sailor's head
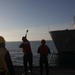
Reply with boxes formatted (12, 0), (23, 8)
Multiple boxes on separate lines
(0, 36), (5, 48)
(41, 39), (46, 45)
(22, 36), (27, 42)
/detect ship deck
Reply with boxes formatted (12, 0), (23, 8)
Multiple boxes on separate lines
(14, 66), (75, 75)
(14, 53), (75, 75)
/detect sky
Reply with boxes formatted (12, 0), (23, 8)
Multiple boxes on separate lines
(0, 0), (75, 41)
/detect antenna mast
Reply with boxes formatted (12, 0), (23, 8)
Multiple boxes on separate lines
(73, 16), (75, 29)
(74, 16), (75, 24)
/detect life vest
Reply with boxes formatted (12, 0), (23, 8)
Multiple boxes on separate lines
(0, 48), (10, 75)
(38, 45), (49, 56)
(22, 42), (32, 54)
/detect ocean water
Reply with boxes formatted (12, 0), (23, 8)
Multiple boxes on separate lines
(6, 41), (58, 66)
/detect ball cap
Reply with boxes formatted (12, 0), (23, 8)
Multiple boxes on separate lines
(41, 39), (46, 44)
(0, 36), (5, 43)
(22, 36), (27, 41)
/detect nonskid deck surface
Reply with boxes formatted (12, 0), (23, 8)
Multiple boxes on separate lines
(14, 66), (75, 75)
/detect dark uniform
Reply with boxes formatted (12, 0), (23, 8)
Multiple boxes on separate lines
(37, 39), (50, 75)
(19, 36), (33, 75)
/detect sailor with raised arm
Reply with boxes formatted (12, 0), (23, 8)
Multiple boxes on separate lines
(19, 30), (33, 75)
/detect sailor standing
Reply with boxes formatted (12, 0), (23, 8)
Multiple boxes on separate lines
(37, 39), (51, 75)
(0, 36), (15, 75)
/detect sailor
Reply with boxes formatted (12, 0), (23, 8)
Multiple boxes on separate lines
(19, 36), (33, 75)
(0, 36), (15, 75)
(37, 39), (51, 75)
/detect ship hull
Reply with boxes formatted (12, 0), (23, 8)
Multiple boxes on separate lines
(50, 29), (75, 52)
